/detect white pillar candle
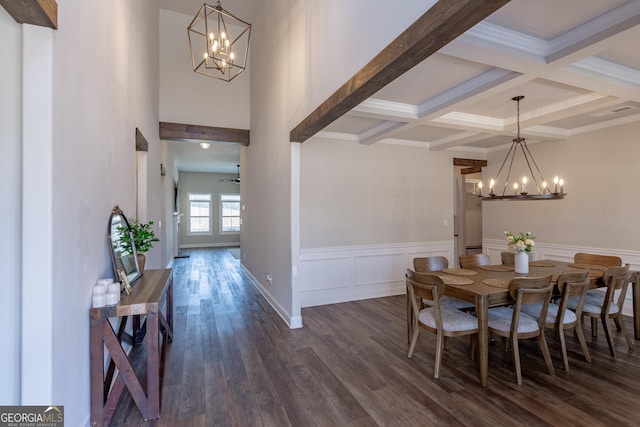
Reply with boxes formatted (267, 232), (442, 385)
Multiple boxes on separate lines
(107, 283), (121, 303)
(105, 292), (119, 306)
(92, 293), (106, 308)
(95, 278), (112, 294)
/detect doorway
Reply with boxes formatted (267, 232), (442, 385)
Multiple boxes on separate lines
(453, 159), (486, 266)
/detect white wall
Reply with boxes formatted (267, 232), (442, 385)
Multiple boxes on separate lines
(159, 9), (250, 129)
(3, 0), (164, 425)
(178, 172), (241, 247)
(483, 122), (640, 250)
(298, 137), (485, 306)
(0, 6), (22, 405)
(245, 0), (442, 325)
(300, 139), (457, 247)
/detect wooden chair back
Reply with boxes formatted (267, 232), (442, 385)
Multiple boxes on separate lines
(406, 269), (444, 306)
(406, 269), (445, 329)
(574, 252), (622, 267)
(501, 252), (515, 265)
(556, 270), (590, 320)
(406, 268), (478, 379)
(581, 264), (633, 358)
(459, 253), (490, 268)
(413, 256), (448, 272)
(508, 275), (553, 306)
(492, 275), (555, 384)
(552, 270), (591, 370)
(501, 251), (533, 264)
(602, 264), (631, 311)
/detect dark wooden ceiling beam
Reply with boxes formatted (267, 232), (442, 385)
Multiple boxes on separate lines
(136, 128), (149, 152)
(454, 158), (487, 167)
(290, 0), (510, 143)
(159, 122), (250, 146)
(461, 166), (483, 175)
(0, 0), (58, 29)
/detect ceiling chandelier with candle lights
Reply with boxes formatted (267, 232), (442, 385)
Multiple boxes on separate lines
(188, 1), (251, 82)
(479, 96), (565, 201)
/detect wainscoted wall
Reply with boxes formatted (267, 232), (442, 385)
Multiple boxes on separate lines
(298, 239), (639, 314)
(484, 239), (640, 316)
(299, 241), (454, 307)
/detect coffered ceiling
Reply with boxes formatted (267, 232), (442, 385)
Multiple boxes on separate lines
(319, 0), (640, 152)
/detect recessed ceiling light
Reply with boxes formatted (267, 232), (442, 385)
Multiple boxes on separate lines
(200, 142), (211, 149)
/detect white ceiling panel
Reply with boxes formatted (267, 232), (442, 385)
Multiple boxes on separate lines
(371, 54), (492, 105)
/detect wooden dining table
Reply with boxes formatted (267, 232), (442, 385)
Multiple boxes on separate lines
(408, 260), (613, 387)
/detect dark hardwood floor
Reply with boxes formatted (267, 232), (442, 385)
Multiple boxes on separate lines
(111, 248), (640, 426)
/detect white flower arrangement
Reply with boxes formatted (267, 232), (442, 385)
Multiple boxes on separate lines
(504, 231), (535, 253)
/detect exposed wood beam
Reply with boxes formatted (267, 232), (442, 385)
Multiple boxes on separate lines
(136, 128), (149, 152)
(289, 0), (511, 143)
(159, 122), (249, 146)
(454, 158), (487, 167)
(461, 166), (483, 174)
(0, 0), (58, 29)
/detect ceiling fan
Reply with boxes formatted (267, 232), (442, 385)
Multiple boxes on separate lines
(221, 164), (240, 184)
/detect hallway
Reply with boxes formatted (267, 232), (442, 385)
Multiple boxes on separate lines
(111, 248), (640, 426)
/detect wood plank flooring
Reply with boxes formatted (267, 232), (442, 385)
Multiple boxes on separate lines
(111, 248), (640, 426)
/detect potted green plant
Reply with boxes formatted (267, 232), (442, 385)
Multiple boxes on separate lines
(117, 219), (159, 273)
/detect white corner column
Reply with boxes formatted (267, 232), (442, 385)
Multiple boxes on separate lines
(21, 23), (54, 404)
(290, 142), (302, 328)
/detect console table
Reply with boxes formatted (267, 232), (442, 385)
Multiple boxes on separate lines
(90, 268), (173, 426)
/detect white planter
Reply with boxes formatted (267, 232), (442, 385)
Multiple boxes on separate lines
(515, 251), (529, 274)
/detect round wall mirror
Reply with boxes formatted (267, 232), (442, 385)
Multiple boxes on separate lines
(108, 206), (141, 285)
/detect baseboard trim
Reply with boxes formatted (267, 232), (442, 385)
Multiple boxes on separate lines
(240, 264), (302, 329)
(179, 242), (240, 249)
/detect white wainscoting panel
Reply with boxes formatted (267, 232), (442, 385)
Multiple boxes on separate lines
(484, 239), (640, 317)
(299, 241), (454, 307)
(354, 253), (404, 286)
(300, 257), (351, 291)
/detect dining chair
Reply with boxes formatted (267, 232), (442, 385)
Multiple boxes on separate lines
(568, 264), (633, 357)
(413, 257), (475, 311)
(406, 269), (478, 379)
(413, 256), (448, 272)
(501, 251), (533, 265)
(520, 271), (591, 371)
(487, 275), (555, 385)
(459, 253), (491, 268)
(573, 252), (622, 267)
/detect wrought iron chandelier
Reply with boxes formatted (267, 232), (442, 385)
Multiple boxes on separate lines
(480, 96), (565, 201)
(188, 1), (251, 82)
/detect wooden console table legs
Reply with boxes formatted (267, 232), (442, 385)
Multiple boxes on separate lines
(89, 269), (174, 426)
(90, 314), (166, 426)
